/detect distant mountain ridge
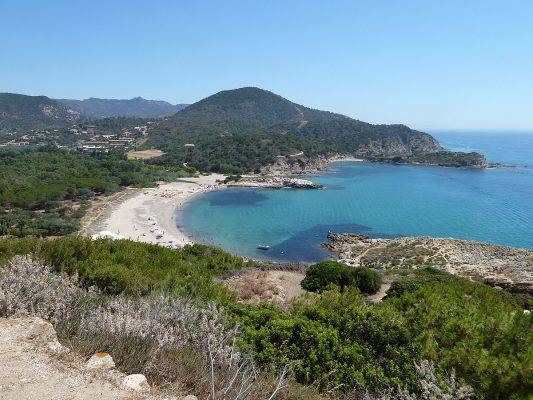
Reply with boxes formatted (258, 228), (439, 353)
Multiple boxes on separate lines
(57, 97), (188, 118)
(147, 87), (449, 173)
(0, 93), (83, 132)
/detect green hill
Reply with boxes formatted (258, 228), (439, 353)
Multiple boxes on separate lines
(147, 87), (450, 173)
(57, 97), (188, 118)
(0, 93), (83, 132)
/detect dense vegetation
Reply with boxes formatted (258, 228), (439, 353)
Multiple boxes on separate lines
(0, 92), (83, 131)
(1, 236), (530, 399)
(0, 237), (250, 300)
(57, 97), (188, 118)
(301, 261), (382, 294)
(239, 269), (531, 399)
(147, 87), (447, 174)
(1, 89), (486, 174)
(367, 151), (487, 168)
(0, 148), (193, 236)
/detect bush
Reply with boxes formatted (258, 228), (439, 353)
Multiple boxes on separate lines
(300, 261), (353, 292)
(0, 237), (253, 300)
(383, 274), (532, 399)
(301, 261), (382, 295)
(353, 267), (382, 295)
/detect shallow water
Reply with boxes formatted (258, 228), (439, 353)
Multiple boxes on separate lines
(181, 131), (533, 262)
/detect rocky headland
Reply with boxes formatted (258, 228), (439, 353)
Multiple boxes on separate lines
(323, 234), (533, 294)
(260, 150), (489, 177)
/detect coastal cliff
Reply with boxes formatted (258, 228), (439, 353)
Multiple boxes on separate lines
(323, 234), (532, 294)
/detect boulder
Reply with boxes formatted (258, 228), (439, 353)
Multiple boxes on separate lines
(121, 374), (150, 393)
(86, 353), (115, 370)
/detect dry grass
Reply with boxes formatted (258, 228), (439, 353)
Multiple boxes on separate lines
(126, 149), (165, 160)
(225, 270), (304, 305)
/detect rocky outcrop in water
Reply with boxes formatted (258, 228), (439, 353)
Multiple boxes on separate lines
(228, 176), (324, 189)
(323, 234), (532, 294)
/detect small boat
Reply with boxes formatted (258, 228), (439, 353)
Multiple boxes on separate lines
(257, 244), (270, 250)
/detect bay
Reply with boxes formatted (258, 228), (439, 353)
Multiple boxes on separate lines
(181, 131), (533, 262)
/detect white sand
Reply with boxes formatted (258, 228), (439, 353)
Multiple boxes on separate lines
(101, 174), (225, 247)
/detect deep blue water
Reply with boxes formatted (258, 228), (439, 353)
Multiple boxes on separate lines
(181, 131), (533, 262)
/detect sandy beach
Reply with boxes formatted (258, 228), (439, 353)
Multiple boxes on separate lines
(90, 174), (225, 247)
(83, 156), (361, 249)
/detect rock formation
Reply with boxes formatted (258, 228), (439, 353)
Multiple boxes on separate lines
(323, 234), (533, 294)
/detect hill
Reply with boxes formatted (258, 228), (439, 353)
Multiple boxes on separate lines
(0, 93), (83, 132)
(147, 87), (478, 173)
(57, 97), (188, 118)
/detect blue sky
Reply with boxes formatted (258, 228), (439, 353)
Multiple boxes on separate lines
(1, 0), (532, 129)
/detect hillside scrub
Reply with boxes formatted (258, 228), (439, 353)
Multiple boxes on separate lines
(0, 237), (252, 299)
(239, 269), (531, 399)
(0, 238), (531, 399)
(0, 256), (317, 399)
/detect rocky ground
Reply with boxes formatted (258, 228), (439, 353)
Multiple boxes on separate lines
(323, 234), (533, 294)
(0, 317), (196, 400)
(227, 175), (323, 189)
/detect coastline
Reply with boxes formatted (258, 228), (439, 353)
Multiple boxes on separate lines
(85, 174), (225, 247)
(323, 234), (533, 294)
(85, 157), (352, 248)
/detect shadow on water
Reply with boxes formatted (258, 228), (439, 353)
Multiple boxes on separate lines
(265, 223), (399, 263)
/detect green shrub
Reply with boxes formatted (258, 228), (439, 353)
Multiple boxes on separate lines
(301, 261), (382, 295)
(352, 267), (382, 294)
(238, 288), (418, 393)
(383, 274), (532, 399)
(300, 261), (353, 292)
(0, 237), (252, 301)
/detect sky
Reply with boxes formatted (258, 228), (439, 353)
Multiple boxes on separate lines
(1, 0), (532, 130)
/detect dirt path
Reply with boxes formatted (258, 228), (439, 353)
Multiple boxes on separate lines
(0, 317), (143, 400)
(367, 283), (392, 303)
(294, 106), (308, 128)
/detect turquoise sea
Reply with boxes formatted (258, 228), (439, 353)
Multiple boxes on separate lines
(180, 131), (533, 262)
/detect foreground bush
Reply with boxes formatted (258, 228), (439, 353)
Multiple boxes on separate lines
(0, 255), (316, 399)
(240, 274), (532, 399)
(1, 238), (530, 399)
(301, 261), (382, 294)
(0, 255), (98, 326)
(352, 267), (382, 294)
(383, 274), (532, 400)
(0, 236), (252, 299)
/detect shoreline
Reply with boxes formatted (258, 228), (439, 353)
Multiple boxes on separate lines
(86, 155), (500, 253)
(88, 174), (225, 247)
(84, 157), (387, 249)
(86, 158), (351, 248)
